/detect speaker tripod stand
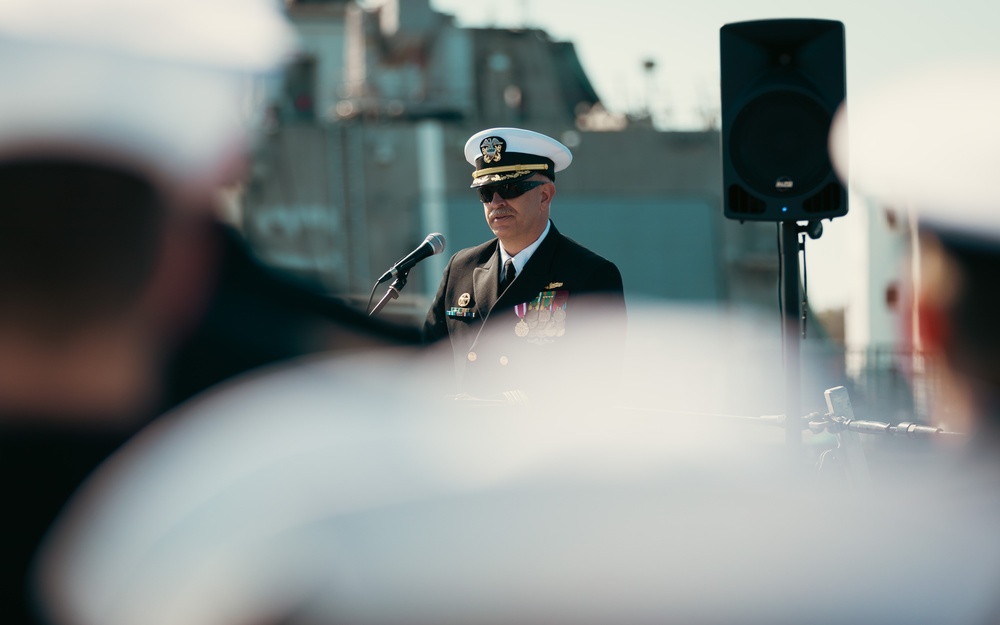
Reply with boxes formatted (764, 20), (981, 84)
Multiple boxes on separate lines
(779, 219), (824, 446)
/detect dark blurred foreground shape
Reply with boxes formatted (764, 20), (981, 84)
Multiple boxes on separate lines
(0, 159), (195, 624)
(162, 220), (421, 411)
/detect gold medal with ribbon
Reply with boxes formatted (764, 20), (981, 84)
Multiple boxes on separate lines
(513, 301), (529, 337)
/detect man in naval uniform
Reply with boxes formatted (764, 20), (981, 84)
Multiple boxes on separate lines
(423, 127), (625, 401)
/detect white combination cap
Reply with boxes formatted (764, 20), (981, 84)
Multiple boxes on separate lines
(464, 127), (573, 188)
(0, 0), (298, 188)
(829, 59), (1000, 237)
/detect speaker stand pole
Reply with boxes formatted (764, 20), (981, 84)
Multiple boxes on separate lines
(780, 221), (803, 446)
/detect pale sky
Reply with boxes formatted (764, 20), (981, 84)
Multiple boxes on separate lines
(422, 0), (1000, 312)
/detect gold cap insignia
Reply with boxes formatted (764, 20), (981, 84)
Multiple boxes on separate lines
(458, 292), (471, 307)
(480, 136), (505, 164)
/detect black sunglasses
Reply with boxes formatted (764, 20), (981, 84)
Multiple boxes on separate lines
(477, 179), (546, 202)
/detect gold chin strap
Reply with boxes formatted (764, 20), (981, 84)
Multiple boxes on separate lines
(472, 163), (549, 179)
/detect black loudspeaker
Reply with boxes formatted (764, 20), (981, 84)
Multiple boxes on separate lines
(721, 19), (847, 222)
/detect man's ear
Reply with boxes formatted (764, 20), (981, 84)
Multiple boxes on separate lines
(539, 180), (555, 209)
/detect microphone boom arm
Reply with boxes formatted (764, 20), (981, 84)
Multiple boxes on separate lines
(369, 272), (408, 317)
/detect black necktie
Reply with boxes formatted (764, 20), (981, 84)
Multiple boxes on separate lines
(501, 258), (516, 291)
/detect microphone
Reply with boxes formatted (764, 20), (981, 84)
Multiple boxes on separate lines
(377, 232), (446, 283)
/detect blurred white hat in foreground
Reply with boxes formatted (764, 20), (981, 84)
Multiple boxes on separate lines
(830, 59), (1000, 236)
(35, 303), (1000, 625)
(0, 0), (297, 187)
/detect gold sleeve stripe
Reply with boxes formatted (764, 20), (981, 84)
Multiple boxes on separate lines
(472, 163), (549, 179)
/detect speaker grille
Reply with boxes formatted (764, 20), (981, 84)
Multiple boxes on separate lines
(729, 90), (832, 197)
(728, 184), (766, 215)
(803, 182), (844, 214)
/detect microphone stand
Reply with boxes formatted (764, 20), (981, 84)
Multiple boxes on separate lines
(369, 271), (408, 317)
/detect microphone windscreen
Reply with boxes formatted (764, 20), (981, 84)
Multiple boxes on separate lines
(426, 233), (446, 255)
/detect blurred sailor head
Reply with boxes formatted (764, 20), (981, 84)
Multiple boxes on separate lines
(0, 0), (295, 197)
(830, 59), (1000, 435)
(0, 0), (296, 419)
